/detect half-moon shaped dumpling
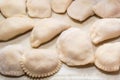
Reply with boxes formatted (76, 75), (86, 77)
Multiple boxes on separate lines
(30, 18), (71, 48)
(20, 49), (61, 78)
(0, 16), (34, 41)
(51, 0), (72, 13)
(27, 0), (52, 18)
(0, 0), (26, 17)
(57, 27), (94, 66)
(90, 19), (120, 44)
(95, 42), (120, 72)
(0, 45), (25, 76)
(93, 0), (120, 18)
(67, 0), (95, 21)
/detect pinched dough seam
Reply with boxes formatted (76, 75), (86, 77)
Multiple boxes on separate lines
(95, 60), (119, 72)
(20, 57), (62, 78)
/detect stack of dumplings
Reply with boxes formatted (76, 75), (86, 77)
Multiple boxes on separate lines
(0, 0), (120, 79)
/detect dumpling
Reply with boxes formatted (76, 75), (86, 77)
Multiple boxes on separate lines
(0, 12), (5, 21)
(57, 27), (94, 66)
(93, 0), (120, 18)
(0, 45), (25, 76)
(0, 16), (34, 41)
(67, 0), (95, 21)
(95, 42), (120, 72)
(90, 19), (120, 44)
(0, 0), (26, 17)
(20, 49), (61, 78)
(27, 0), (52, 18)
(30, 18), (71, 48)
(51, 0), (72, 13)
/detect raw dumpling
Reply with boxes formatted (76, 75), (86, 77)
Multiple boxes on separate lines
(27, 0), (52, 18)
(57, 28), (94, 66)
(30, 18), (71, 48)
(0, 16), (34, 41)
(90, 19), (120, 44)
(67, 0), (95, 21)
(0, 0), (26, 17)
(0, 12), (5, 21)
(95, 42), (120, 72)
(51, 0), (72, 13)
(20, 49), (61, 78)
(0, 45), (25, 76)
(93, 0), (120, 18)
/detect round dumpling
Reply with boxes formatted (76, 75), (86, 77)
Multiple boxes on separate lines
(0, 45), (25, 76)
(95, 42), (120, 72)
(0, 0), (26, 17)
(20, 49), (62, 78)
(93, 0), (120, 18)
(27, 0), (51, 18)
(67, 0), (95, 21)
(51, 0), (72, 13)
(57, 27), (94, 66)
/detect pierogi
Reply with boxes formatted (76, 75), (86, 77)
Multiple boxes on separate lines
(90, 18), (120, 44)
(20, 49), (61, 78)
(0, 45), (25, 76)
(57, 28), (94, 66)
(30, 18), (71, 48)
(0, 0), (26, 17)
(0, 16), (34, 41)
(95, 42), (120, 72)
